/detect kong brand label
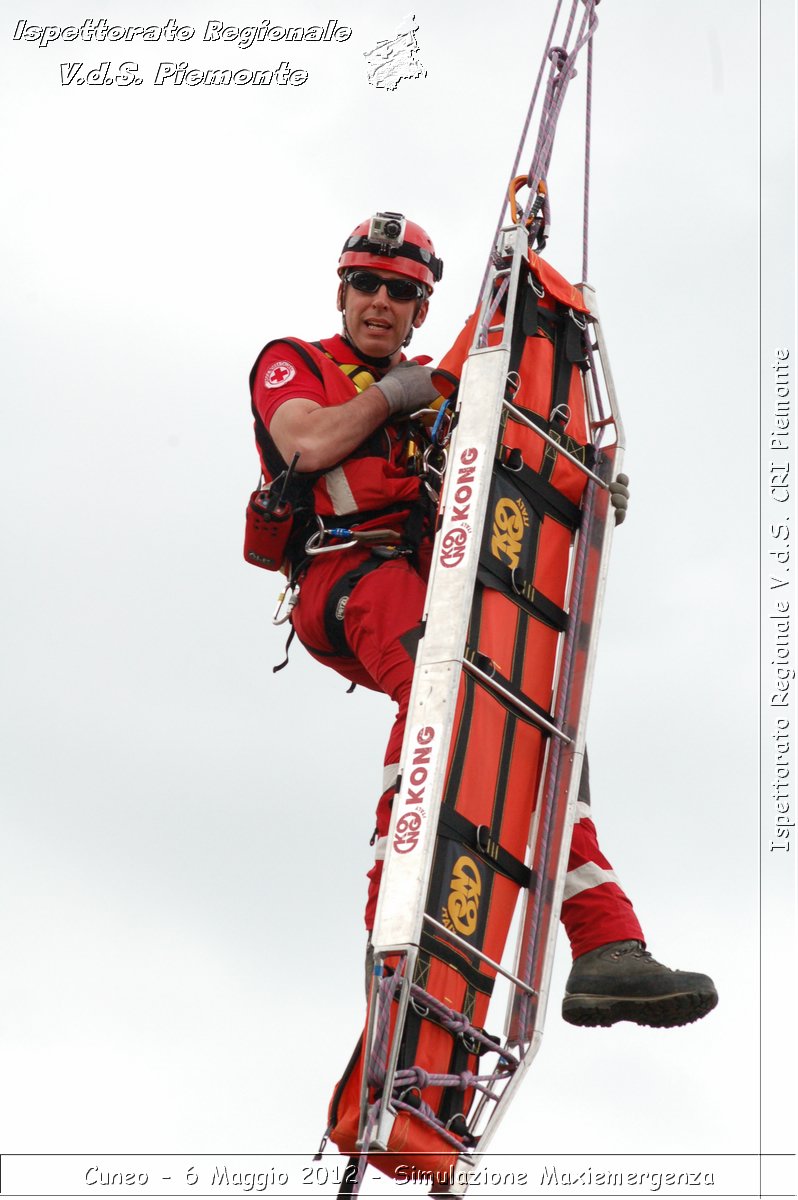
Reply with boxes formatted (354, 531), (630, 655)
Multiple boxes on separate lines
(392, 723), (441, 857)
(438, 446), (480, 570)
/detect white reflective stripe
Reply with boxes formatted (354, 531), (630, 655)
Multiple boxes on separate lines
(324, 467), (357, 516)
(373, 836), (388, 862)
(562, 862), (620, 901)
(575, 800), (592, 823)
(382, 762), (400, 794)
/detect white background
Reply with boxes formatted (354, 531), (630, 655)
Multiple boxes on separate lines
(1, 0), (788, 1194)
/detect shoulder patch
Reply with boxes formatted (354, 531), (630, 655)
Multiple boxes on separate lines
(263, 360), (297, 389)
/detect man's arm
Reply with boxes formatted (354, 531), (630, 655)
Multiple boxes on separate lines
(268, 388), (391, 474)
(268, 362), (440, 473)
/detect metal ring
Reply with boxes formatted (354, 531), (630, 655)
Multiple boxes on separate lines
(506, 370), (521, 397)
(568, 306), (587, 329)
(476, 825), (492, 854)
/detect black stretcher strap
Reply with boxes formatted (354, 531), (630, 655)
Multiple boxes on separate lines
(521, 276), (540, 337)
(419, 930), (496, 997)
(437, 807), (533, 890)
(497, 452), (583, 529)
(476, 561), (568, 632)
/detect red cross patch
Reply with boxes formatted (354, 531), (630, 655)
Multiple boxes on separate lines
(264, 360), (296, 389)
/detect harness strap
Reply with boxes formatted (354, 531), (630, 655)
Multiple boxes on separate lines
(322, 557), (387, 657)
(311, 343), (379, 396)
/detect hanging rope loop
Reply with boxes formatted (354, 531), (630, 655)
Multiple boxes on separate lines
(477, 0), (600, 302)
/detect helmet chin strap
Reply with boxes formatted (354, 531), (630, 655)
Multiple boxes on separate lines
(340, 282), (420, 366)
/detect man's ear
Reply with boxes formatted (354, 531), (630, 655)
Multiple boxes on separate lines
(336, 281), (345, 313)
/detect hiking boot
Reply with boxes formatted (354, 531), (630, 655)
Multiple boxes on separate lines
(562, 940), (718, 1029)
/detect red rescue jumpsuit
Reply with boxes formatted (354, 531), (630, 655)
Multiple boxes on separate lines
(252, 334), (644, 958)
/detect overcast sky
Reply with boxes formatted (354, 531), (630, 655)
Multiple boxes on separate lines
(1, 1), (793, 1196)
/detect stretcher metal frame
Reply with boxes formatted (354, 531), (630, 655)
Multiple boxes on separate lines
(363, 220), (624, 1193)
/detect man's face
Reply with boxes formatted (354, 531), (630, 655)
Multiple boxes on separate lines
(337, 268), (429, 362)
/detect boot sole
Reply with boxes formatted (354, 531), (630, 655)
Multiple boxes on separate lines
(562, 989), (718, 1029)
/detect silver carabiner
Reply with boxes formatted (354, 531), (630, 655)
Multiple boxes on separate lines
(423, 480), (440, 506)
(423, 443), (448, 480)
(272, 581), (299, 626)
(304, 527), (358, 557)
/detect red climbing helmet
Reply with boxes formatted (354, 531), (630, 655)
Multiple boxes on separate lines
(338, 212), (443, 291)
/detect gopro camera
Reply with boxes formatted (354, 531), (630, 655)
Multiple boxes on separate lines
(368, 211), (406, 249)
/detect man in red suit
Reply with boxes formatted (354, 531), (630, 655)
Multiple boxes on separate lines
(249, 212), (717, 1028)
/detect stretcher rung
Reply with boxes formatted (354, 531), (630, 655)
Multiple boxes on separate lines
(462, 657), (571, 742)
(502, 397), (608, 487)
(423, 914), (537, 997)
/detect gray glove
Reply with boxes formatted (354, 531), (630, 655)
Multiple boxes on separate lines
(609, 473), (630, 525)
(374, 362), (439, 417)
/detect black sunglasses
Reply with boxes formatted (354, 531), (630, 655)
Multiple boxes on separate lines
(344, 269), (424, 302)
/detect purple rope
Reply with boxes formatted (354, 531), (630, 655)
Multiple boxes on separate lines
(584, 338), (608, 434)
(471, 0), (603, 347)
(582, 33), (594, 282)
(512, 462), (598, 1041)
(479, 277), (511, 348)
(524, 2), (598, 214)
(352, 977), (521, 1179)
(409, 984), (520, 1066)
(367, 970), (402, 1089)
(474, 0), (565, 310)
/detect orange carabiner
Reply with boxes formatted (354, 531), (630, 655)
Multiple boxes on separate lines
(508, 175), (527, 225)
(508, 175), (547, 228)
